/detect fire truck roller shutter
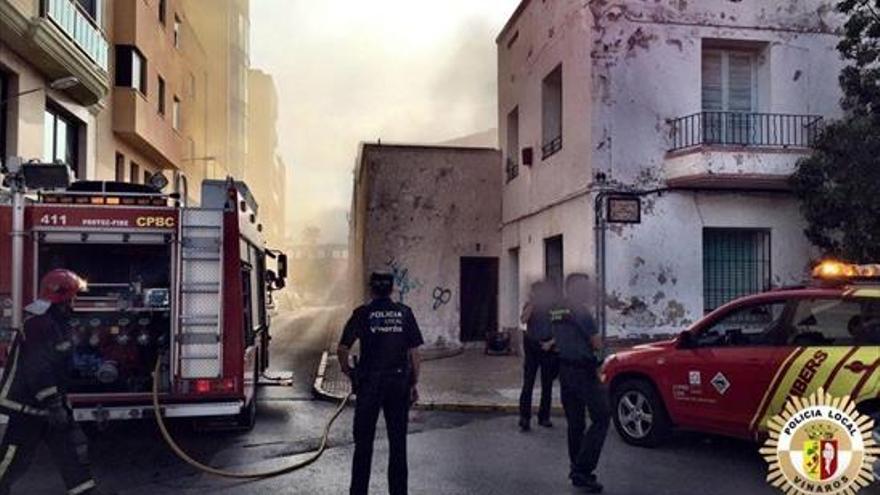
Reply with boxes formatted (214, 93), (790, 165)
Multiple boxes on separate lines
(39, 233), (168, 245)
(178, 209), (224, 379)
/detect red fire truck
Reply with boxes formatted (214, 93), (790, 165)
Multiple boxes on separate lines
(0, 172), (287, 429)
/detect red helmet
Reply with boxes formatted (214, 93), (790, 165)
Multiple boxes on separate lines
(39, 269), (86, 304)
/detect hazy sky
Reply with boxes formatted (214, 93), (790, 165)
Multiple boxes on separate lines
(250, 0), (518, 243)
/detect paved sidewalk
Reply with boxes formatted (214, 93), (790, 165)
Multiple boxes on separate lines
(315, 347), (562, 414)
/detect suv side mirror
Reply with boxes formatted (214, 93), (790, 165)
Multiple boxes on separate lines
(678, 330), (695, 349)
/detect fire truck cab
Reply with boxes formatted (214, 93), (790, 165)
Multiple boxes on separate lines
(0, 176), (287, 428)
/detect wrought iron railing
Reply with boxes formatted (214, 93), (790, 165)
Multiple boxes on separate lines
(541, 135), (562, 159)
(669, 111), (823, 152)
(505, 157), (519, 182)
(42, 0), (109, 71)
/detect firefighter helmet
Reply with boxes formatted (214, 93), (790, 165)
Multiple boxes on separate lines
(39, 269), (86, 304)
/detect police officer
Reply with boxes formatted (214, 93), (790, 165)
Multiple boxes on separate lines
(0, 269), (108, 495)
(337, 272), (424, 495)
(548, 273), (609, 493)
(518, 280), (559, 431)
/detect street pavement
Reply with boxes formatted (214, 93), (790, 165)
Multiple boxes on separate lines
(4, 307), (879, 494)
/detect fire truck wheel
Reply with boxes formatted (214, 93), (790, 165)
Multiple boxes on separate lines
(611, 378), (671, 448)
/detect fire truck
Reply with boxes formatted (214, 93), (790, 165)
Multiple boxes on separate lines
(0, 165), (287, 429)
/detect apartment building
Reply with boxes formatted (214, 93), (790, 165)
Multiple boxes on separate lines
(0, 0), (110, 178)
(183, 0), (250, 180)
(94, 0), (214, 202)
(497, 0), (844, 338)
(246, 68), (286, 245)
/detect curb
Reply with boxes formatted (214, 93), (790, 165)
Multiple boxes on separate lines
(312, 350), (337, 400)
(312, 351), (564, 416)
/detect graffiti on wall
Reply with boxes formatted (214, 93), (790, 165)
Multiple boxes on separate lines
(432, 287), (452, 310)
(385, 257), (421, 304)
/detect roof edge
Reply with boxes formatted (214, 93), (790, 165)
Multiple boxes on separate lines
(496, 0), (532, 44)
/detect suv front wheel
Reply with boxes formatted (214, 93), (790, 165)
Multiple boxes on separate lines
(611, 379), (672, 447)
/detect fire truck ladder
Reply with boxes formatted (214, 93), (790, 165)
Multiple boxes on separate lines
(176, 209), (224, 379)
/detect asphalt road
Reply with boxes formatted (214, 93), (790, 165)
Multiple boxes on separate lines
(5, 307), (879, 494)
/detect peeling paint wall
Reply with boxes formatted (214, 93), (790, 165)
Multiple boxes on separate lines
(498, 0), (843, 336)
(351, 144), (502, 349)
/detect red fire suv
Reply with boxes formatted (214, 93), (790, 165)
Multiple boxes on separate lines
(601, 261), (880, 448)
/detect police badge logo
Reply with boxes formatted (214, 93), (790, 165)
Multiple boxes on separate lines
(761, 388), (879, 495)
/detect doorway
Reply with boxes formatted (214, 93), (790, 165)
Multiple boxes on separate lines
(460, 257), (499, 342)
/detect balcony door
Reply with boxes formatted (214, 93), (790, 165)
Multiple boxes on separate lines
(701, 49), (756, 145)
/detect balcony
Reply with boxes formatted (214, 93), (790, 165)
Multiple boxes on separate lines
(665, 111), (824, 190)
(0, 0), (109, 105)
(113, 88), (185, 169)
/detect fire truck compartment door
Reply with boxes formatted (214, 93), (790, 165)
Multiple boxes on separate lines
(177, 209), (224, 379)
(40, 232), (168, 244)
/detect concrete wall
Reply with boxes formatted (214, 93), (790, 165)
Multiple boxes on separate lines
(352, 144), (502, 349)
(497, 0), (843, 337)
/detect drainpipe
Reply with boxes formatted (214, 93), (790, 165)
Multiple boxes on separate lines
(8, 168), (25, 334)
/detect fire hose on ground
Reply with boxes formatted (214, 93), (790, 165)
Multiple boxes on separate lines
(151, 358), (352, 479)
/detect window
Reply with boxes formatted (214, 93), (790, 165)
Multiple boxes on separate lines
(695, 301), (788, 348)
(157, 76), (166, 115)
(115, 153), (125, 181)
(75, 0), (101, 25)
(130, 162), (140, 183)
(544, 235), (564, 292)
(703, 228), (771, 313)
(43, 103), (81, 177)
(174, 15), (181, 48)
(159, 0), (167, 25)
(143, 169), (151, 184)
(115, 46), (147, 94)
(702, 48), (756, 144)
(506, 107), (519, 182)
(790, 298), (880, 346)
(172, 96), (180, 130)
(542, 64), (563, 159)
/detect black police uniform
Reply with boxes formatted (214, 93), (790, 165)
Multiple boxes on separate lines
(518, 303), (558, 426)
(0, 305), (97, 495)
(549, 300), (610, 486)
(340, 297), (424, 495)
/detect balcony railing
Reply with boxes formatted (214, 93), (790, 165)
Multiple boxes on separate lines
(505, 157), (519, 183)
(541, 135), (562, 159)
(42, 0), (109, 71)
(669, 111), (823, 152)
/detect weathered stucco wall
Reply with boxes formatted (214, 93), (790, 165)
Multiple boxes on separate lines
(353, 144), (502, 349)
(498, 0), (843, 337)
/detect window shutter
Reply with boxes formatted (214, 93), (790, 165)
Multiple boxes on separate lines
(728, 54), (753, 112)
(701, 51), (723, 111)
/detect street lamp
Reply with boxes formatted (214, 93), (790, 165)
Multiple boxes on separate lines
(0, 76), (80, 106)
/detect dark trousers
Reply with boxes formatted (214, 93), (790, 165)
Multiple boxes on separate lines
(559, 363), (610, 480)
(518, 338), (559, 422)
(350, 370), (411, 495)
(0, 412), (95, 495)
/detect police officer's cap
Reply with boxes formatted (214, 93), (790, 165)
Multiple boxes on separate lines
(369, 272), (394, 290)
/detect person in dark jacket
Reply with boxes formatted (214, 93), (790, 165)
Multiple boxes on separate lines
(549, 273), (609, 493)
(0, 269), (109, 495)
(518, 280), (559, 431)
(338, 272), (424, 495)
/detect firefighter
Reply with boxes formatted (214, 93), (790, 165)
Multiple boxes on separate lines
(518, 280), (559, 431)
(547, 273), (609, 493)
(337, 272), (424, 495)
(0, 269), (108, 495)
